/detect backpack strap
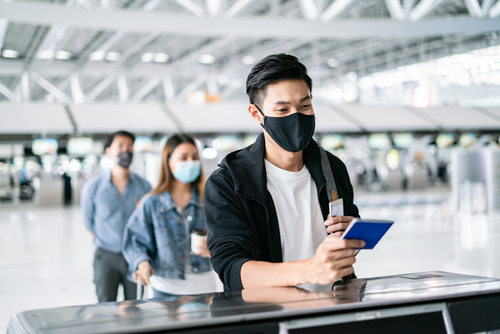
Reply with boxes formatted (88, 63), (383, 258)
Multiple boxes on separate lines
(319, 147), (338, 202)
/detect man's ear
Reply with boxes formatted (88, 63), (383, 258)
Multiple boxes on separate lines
(248, 104), (263, 125)
(104, 147), (110, 156)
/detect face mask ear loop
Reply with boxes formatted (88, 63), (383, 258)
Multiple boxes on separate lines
(254, 104), (265, 129)
(255, 104), (265, 116)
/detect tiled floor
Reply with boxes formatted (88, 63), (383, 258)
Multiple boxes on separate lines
(1, 189), (499, 333)
(0, 204), (97, 333)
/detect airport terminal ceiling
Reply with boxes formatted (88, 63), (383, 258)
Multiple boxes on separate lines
(0, 0), (500, 138)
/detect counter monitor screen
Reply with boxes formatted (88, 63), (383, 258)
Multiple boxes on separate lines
(134, 137), (152, 153)
(393, 133), (414, 149)
(458, 133), (477, 148)
(244, 135), (258, 147)
(436, 133), (455, 149)
(68, 138), (93, 155)
(368, 133), (390, 150)
(321, 135), (344, 151)
(32, 139), (58, 156)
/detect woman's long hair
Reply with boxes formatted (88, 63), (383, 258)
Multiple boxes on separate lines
(149, 134), (205, 202)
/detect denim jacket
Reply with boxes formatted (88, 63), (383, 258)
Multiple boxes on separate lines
(122, 189), (211, 281)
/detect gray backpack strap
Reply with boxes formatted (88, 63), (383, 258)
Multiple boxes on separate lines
(319, 147), (338, 202)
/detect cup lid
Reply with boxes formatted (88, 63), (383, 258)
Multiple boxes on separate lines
(192, 228), (207, 236)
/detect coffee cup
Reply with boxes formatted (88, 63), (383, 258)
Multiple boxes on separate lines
(191, 228), (208, 254)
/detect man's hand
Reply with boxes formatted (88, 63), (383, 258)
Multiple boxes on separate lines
(301, 235), (364, 285)
(240, 233), (364, 289)
(132, 261), (156, 286)
(324, 215), (354, 236)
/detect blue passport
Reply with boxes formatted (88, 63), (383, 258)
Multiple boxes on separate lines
(341, 219), (394, 249)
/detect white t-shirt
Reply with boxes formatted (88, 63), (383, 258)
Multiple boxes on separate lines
(264, 160), (327, 263)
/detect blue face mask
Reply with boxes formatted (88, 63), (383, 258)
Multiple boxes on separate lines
(172, 160), (201, 184)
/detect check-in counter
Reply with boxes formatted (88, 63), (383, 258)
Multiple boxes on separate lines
(7, 271), (500, 334)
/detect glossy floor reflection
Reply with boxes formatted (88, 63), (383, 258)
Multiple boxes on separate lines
(1, 190), (499, 333)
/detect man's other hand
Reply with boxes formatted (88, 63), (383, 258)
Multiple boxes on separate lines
(302, 235), (364, 285)
(324, 215), (354, 237)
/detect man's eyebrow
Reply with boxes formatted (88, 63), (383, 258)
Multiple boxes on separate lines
(272, 95), (311, 105)
(300, 95), (311, 102)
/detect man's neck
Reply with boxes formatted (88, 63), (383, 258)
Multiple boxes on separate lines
(263, 133), (304, 172)
(111, 166), (130, 181)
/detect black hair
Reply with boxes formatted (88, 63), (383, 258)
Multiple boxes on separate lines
(246, 53), (313, 107)
(103, 130), (135, 151)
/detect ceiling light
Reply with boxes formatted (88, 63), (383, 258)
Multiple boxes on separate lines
(55, 51), (72, 60)
(37, 50), (54, 59)
(2, 49), (19, 58)
(141, 52), (154, 62)
(411, 86), (431, 108)
(343, 83), (358, 102)
(327, 86), (343, 100)
(186, 90), (206, 105)
(346, 71), (358, 82)
(198, 54), (215, 64)
(202, 147), (218, 159)
(206, 0), (220, 16)
(89, 52), (105, 61)
(242, 55), (255, 65)
(327, 58), (339, 67)
(106, 52), (120, 61)
(359, 76), (375, 90)
(154, 53), (169, 62)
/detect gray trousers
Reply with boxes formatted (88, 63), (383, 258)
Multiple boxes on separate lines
(93, 248), (137, 302)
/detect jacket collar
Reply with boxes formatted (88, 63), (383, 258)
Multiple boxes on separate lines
(159, 188), (201, 212)
(220, 133), (326, 203)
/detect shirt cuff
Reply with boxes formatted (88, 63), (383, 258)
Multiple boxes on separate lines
(226, 258), (251, 291)
(132, 253), (152, 271)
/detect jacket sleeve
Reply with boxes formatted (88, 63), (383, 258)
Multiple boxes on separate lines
(122, 195), (157, 281)
(204, 168), (258, 291)
(80, 180), (96, 233)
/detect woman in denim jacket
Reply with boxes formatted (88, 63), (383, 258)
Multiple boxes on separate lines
(123, 134), (221, 297)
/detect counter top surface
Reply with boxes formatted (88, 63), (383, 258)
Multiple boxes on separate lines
(7, 271), (500, 334)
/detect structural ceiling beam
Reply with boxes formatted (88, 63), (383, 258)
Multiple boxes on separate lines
(31, 73), (70, 104)
(0, 82), (19, 102)
(1, 1), (500, 38)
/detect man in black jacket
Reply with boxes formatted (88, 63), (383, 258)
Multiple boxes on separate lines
(205, 54), (364, 291)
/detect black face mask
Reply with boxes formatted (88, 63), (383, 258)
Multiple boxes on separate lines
(116, 151), (133, 169)
(256, 105), (315, 153)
